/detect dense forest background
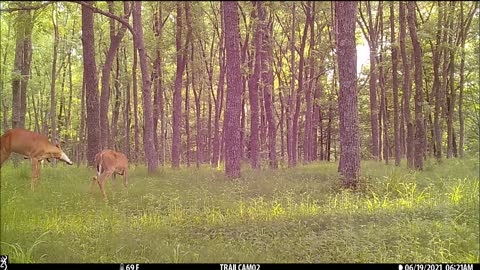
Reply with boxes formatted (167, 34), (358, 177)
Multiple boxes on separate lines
(0, 1), (478, 180)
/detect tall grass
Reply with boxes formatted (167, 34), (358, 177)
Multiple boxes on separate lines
(0, 157), (478, 263)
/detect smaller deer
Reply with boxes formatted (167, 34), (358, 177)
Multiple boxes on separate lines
(90, 149), (128, 199)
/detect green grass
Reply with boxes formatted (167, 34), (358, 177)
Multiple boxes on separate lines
(0, 157), (478, 263)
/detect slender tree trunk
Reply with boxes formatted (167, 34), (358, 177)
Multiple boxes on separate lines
(82, 2), (101, 166)
(446, 2), (457, 159)
(185, 63), (191, 167)
(433, 1), (444, 161)
(390, 2), (401, 166)
(247, 2), (261, 169)
(407, 1), (425, 170)
(223, 1), (242, 178)
(133, 1), (158, 172)
(335, 1), (360, 188)
(110, 55), (121, 149)
(20, 11), (32, 129)
(153, 4), (165, 165)
(287, 2), (296, 167)
(292, 7), (309, 165)
(261, 8), (277, 169)
(1, 23), (11, 132)
(123, 47), (131, 161)
(399, 1), (414, 169)
(65, 20), (75, 144)
(312, 76), (322, 161)
(367, 2), (379, 161)
(377, 3), (389, 164)
(99, 2), (128, 150)
(193, 52), (203, 168)
(303, 1), (314, 163)
(12, 11), (26, 129)
(132, 41), (140, 163)
(78, 78), (86, 165)
(458, 2), (466, 158)
(279, 90), (285, 161)
(172, 2), (192, 168)
(212, 6), (226, 168)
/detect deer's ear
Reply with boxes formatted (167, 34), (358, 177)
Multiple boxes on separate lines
(55, 139), (61, 149)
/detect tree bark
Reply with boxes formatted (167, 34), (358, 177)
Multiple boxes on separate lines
(335, 1), (360, 188)
(100, 2), (128, 150)
(260, 5), (277, 169)
(19, 10), (32, 129)
(82, 2), (101, 166)
(123, 47), (131, 161)
(133, 1), (158, 172)
(247, 2), (261, 169)
(390, 2), (401, 166)
(446, 1), (456, 159)
(378, 2), (389, 164)
(287, 2), (296, 167)
(132, 40), (140, 163)
(223, 1), (242, 178)
(292, 5), (309, 165)
(303, 1), (314, 163)
(399, 1), (414, 168)
(407, 1), (425, 170)
(212, 4), (225, 168)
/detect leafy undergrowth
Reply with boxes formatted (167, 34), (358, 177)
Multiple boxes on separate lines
(0, 157), (478, 263)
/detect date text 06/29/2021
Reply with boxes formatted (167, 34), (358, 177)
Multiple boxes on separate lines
(220, 264), (260, 270)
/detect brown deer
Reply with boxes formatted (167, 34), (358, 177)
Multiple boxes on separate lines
(90, 149), (128, 199)
(0, 128), (73, 190)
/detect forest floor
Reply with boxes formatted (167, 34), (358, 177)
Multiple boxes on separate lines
(0, 156), (478, 263)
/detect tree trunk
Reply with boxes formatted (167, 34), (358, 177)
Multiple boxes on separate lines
(133, 1), (158, 172)
(378, 3), (389, 164)
(433, 1), (445, 161)
(292, 6), (309, 165)
(407, 1), (425, 170)
(446, 2), (456, 159)
(335, 1), (360, 188)
(19, 11), (32, 129)
(390, 2), (401, 166)
(287, 2), (296, 167)
(123, 47), (131, 161)
(399, 1), (414, 169)
(247, 2), (261, 169)
(223, 1), (242, 178)
(82, 2), (101, 166)
(100, 2), (128, 150)
(132, 41), (140, 163)
(12, 10), (26, 129)
(260, 6), (277, 169)
(303, 1), (314, 163)
(212, 5), (225, 168)
(172, 2), (190, 168)
(185, 63), (191, 167)
(153, 4), (165, 165)
(110, 54), (121, 149)
(192, 50), (203, 168)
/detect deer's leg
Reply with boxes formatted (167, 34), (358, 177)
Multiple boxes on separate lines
(97, 170), (113, 199)
(123, 168), (128, 188)
(111, 173), (116, 190)
(31, 158), (39, 191)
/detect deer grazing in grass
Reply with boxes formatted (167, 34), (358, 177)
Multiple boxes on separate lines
(0, 128), (73, 190)
(90, 149), (128, 199)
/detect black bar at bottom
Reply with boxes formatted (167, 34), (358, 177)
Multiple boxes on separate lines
(6, 263), (480, 270)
